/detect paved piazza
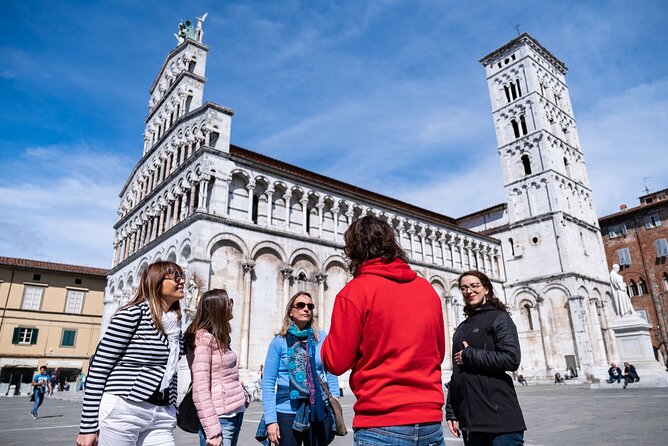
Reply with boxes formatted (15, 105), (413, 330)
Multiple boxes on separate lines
(0, 385), (666, 445)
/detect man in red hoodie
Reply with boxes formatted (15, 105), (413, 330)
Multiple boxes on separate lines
(322, 215), (446, 445)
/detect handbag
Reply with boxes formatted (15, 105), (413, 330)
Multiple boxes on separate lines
(177, 384), (201, 433)
(317, 375), (347, 436)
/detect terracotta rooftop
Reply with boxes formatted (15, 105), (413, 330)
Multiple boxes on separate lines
(0, 256), (108, 277)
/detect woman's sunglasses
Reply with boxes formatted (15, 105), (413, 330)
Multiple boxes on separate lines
(292, 302), (315, 311)
(164, 271), (186, 282)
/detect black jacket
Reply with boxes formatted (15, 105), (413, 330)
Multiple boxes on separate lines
(445, 304), (526, 434)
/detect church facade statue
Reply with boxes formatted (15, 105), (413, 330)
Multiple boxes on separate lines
(610, 264), (634, 316)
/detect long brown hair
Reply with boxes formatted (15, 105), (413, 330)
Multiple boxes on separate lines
(185, 289), (233, 351)
(118, 261), (183, 333)
(278, 291), (319, 342)
(344, 215), (408, 276)
(458, 270), (508, 318)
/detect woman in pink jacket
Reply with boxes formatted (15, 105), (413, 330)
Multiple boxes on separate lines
(186, 289), (246, 446)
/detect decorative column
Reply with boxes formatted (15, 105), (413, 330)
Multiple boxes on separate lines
(418, 229), (426, 262)
(283, 192), (292, 229)
(439, 237), (447, 267)
(536, 296), (554, 372)
(567, 295), (596, 373)
(332, 201), (340, 240)
(246, 183), (255, 222)
(239, 261), (255, 369)
(265, 189), (274, 226)
(396, 218), (406, 249)
(317, 201), (324, 238)
(407, 223), (416, 258)
(428, 232), (436, 264)
(599, 301), (619, 363)
(197, 178), (209, 211)
(300, 197), (309, 234)
(315, 272), (328, 329)
(188, 182), (197, 214)
(179, 192), (188, 221)
(443, 295), (454, 370)
(589, 298), (608, 366)
(280, 267), (294, 311)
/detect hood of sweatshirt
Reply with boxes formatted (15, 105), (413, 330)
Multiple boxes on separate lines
(358, 258), (417, 283)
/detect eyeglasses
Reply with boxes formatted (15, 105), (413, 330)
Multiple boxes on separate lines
(164, 271), (186, 282)
(459, 283), (482, 292)
(292, 302), (315, 311)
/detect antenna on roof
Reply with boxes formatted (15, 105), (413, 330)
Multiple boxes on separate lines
(642, 177), (652, 195)
(515, 24), (521, 36)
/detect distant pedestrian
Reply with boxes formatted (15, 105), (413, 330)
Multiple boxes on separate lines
(323, 215), (446, 446)
(623, 362), (639, 389)
(608, 363), (622, 383)
(446, 270), (526, 446)
(554, 373), (564, 385)
(77, 372), (86, 392)
(76, 261), (185, 446)
(517, 374), (528, 386)
(30, 365), (52, 419)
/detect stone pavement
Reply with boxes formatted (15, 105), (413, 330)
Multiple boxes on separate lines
(0, 384), (666, 445)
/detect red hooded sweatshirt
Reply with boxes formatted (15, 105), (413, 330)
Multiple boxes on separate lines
(321, 258), (445, 428)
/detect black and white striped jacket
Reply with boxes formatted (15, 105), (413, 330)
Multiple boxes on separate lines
(79, 301), (183, 434)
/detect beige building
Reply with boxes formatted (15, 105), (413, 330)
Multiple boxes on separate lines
(0, 256), (107, 395)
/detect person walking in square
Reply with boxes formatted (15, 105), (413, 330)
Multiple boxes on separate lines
(30, 365), (52, 419)
(322, 215), (446, 446)
(446, 270), (526, 446)
(185, 289), (246, 446)
(76, 261), (185, 446)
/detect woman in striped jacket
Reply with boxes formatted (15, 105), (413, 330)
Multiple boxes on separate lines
(76, 261), (185, 446)
(185, 289), (246, 446)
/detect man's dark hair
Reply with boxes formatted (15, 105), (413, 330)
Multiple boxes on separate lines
(344, 215), (408, 276)
(39, 365), (46, 371)
(458, 269), (508, 318)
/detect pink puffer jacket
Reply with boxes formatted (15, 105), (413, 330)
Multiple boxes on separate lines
(187, 329), (246, 439)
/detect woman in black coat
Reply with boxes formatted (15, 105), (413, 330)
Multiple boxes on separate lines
(445, 270), (526, 446)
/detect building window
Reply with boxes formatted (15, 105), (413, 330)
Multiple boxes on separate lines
(33, 273), (41, 281)
(629, 280), (639, 297)
(645, 213), (661, 229)
(662, 273), (668, 291)
(503, 85), (511, 103)
(656, 239), (668, 258)
(520, 115), (528, 135)
(61, 329), (77, 347)
(508, 238), (515, 257)
(616, 247), (631, 266)
(523, 303), (534, 330)
(65, 290), (85, 314)
(515, 79), (522, 97)
(22, 286), (44, 311)
(608, 223), (627, 238)
(12, 327), (39, 345)
(511, 119), (520, 138)
(251, 194), (259, 224)
(521, 155), (532, 175)
(638, 278), (648, 295)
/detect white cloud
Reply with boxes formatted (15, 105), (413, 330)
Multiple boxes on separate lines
(0, 143), (128, 267)
(580, 78), (668, 215)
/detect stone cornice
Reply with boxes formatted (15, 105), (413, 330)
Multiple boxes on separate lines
(480, 32), (567, 74)
(145, 71), (206, 123)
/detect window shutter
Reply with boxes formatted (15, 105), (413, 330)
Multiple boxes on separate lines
(30, 328), (39, 345)
(12, 327), (20, 344)
(656, 239), (668, 257)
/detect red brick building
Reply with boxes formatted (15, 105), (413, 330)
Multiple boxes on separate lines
(599, 188), (668, 365)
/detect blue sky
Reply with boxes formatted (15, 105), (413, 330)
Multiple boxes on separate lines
(2, 0), (667, 267)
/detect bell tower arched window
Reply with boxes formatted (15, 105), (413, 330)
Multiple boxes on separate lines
(523, 303), (534, 330)
(521, 155), (532, 175)
(511, 119), (520, 138)
(520, 115), (528, 135)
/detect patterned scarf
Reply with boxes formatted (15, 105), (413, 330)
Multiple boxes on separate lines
(285, 324), (326, 422)
(160, 311), (181, 391)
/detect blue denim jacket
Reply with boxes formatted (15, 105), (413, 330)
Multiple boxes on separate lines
(255, 400), (311, 445)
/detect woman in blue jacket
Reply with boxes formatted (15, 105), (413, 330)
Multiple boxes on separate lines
(261, 291), (339, 446)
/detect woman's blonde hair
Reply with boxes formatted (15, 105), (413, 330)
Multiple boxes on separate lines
(278, 291), (319, 342)
(118, 261), (183, 333)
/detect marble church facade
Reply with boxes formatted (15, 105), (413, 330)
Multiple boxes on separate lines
(104, 34), (504, 376)
(103, 27), (620, 382)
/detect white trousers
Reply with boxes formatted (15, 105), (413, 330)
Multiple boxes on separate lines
(98, 393), (176, 446)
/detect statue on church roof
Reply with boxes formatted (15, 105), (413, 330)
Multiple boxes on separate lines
(174, 14), (206, 45)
